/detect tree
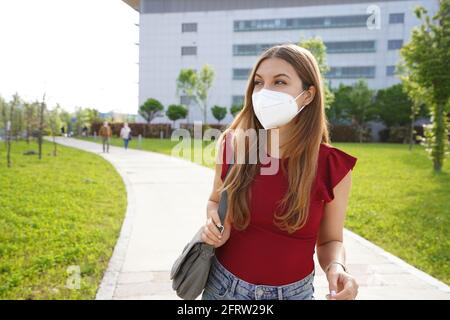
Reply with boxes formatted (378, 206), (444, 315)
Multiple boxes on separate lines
(1, 97), (11, 166)
(85, 108), (102, 130)
(347, 80), (376, 143)
(399, 70), (429, 150)
(59, 109), (72, 135)
(230, 104), (243, 118)
(24, 102), (39, 144)
(299, 37), (335, 109)
(374, 84), (413, 127)
(49, 105), (62, 156)
(195, 65), (215, 124)
(211, 105), (227, 124)
(327, 84), (353, 125)
(11, 99), (24, 141)
(74, 107), (89, 136)
(400, 1), (450, 171)
(176, 65), (215, 124)
(6, 94), (21, 167)
(139, 98), (164, 124)
(176, 69), (197, 123)
(166, 104), (188, 128)
(38, 94), (46, 160)
(0, 96), (6, 137)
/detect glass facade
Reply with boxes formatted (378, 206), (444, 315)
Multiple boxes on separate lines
(233, 43), (276, 56)
(388, 39), (403, 50)
(386, 65), (396, 76)
(233, 68), (251, 80)
(325, 40), (376, 53)
(389, 13), (404, 24)
(181, 46), (197, 55)
(233, 40), (376, 56)
(234, 14), (370, 32)
(182, 22), (197, 32)
(232, 95), (245, 106)
(180, 95), (194, 105)
(326, 66), (375, 79)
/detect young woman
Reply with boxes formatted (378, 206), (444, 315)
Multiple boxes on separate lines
(201, 44), (359, 300)
(120, 122), (132, 150)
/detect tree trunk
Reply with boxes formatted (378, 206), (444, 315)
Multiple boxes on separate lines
(358, 124), (363, 143)
(38, 96), (45, 160)
(409, 112), (415, 151)
(203, 106), (207, 125)
(6, 122), (11, 168)
(432, 102), (446, 172)
(7, 103), (15, 167)
(53, 134), (57, 156)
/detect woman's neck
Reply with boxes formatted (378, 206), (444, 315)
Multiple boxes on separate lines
(266, 126), (290, 159)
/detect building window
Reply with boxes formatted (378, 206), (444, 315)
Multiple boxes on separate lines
(232, 95), (245, 106)
(181, 46), (197, 56)
(386, 65), (396, 76)
(233, 68), (251, 80)
(233, 41), (375, 56)
(180, 95), (194, 105)
(233, 43), (276, 56)
(234, 14), (370, 32)
(388, 39), (403, 50)
(182, 23), (197, 32)
(389, 13), (404, 24)
(325, 40), (376, 53)
(326, 66), (375, 79)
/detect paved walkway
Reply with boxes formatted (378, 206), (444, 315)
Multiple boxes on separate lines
(48, 137), (449, 300)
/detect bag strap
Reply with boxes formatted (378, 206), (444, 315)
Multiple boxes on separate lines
(217, 138), (234, 227)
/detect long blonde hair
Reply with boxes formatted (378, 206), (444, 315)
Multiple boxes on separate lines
(219, 43), (331, 234)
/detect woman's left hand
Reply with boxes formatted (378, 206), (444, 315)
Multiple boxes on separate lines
(325, 264), (359, 300)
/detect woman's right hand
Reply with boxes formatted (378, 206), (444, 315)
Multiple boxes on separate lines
(201, 210), (231, 248)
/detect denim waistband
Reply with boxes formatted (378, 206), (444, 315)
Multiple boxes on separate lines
(210, 255), (315, 300)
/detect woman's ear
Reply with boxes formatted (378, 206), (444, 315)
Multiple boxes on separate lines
(305, 85), (316, 106)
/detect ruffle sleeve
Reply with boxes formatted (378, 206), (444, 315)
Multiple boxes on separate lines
(323, 147), (358, 203)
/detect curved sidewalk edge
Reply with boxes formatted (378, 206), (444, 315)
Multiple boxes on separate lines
(46, 136), (449, 300)
(94, 155), (137, 300)
(343, 229), (449, 293)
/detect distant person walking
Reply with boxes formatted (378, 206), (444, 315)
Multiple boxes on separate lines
(120, 123), (132, 150)
(99, 121), (112, 153)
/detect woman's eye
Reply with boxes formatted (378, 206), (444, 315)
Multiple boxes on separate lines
(253, 80), (286, 85)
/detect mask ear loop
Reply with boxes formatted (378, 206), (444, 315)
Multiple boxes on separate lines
(292, 90), (308, 115)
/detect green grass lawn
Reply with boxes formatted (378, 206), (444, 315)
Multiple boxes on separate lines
(79, 136), (449, 285)
(0, 140), (127, 299)
(340, 143), (449, 285)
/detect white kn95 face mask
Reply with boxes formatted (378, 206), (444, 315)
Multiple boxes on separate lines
(252, 88), (308, 129)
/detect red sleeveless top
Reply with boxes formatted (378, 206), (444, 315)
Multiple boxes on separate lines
(215, 133), (358, 285)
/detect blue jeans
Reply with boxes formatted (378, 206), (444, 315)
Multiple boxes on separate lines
(123, 138), (129, 149)
(201, 255), (315, 300)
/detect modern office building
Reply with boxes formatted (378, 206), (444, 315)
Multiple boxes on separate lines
(123, 0), (439, 126)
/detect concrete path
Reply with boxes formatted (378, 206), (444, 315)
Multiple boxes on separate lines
(48, 137), (449, 300)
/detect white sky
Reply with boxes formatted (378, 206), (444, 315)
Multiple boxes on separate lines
(0, 0), (139, 114)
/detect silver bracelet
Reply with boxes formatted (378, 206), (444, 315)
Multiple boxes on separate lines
(325, 260), (347, 274)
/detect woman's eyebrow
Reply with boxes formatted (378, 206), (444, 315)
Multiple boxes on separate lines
(255, 73), (291, 79)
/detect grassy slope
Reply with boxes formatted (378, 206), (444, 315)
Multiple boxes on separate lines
(0, 140), (127, 299)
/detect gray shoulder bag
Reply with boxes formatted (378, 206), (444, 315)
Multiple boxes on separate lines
(170, 161), (233, 300)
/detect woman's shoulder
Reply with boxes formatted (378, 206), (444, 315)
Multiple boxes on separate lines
(318, 142), (358, 202)
(319, 142), (358, 170)
(319, 142), (356, 159)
